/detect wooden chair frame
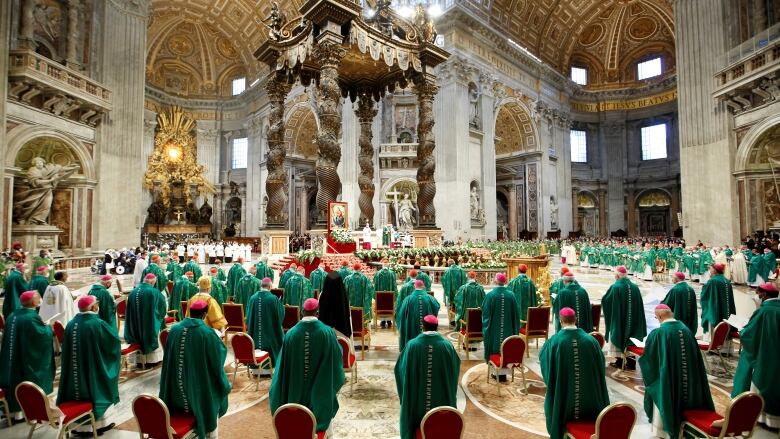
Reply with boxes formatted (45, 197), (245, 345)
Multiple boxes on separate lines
(132, 394), (195, 439)
(419, 406), (465, 439)
(373, 291), (396, 333)
(230, 333), (272, 391)
(282, 305), (300, 334)
(350, 306), (371, 360)
(486, 335), (527, 395)
(591, 303), (602, 332)
(337, 336), (358, 392)
(457, 308), (483, 361)
(520, 306), (550, 357)
(681, 392), (764, 439)
(564, 402), (637, 439)
(700, 321), (732, 377)
(16, 381), (97, 439)
(221, 303), (246, 343)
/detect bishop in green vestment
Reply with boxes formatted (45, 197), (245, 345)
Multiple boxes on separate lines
(748, 249), (765, 285)
(182, 258), (202, 282)
(507, 265), (538, 328)
(166, 258), (182, 283)
(481, 274), (520, 362)
(602, 267), (647, 363)
(309, 265), (328, 293)
(640, 305), (714, 438)
(254, 256), (275, 282)
(661, 272), (698, 334)
(160, 301), (231, 439)
(373, 264), (398, 293)
(552, 273), (592, 333)
(207, 267), (228, 304)
(89, 275), (118, 329)
(763, 248), (776, 279)
(270, 299), (345, 432)
(245, 278), (285, 365)
(442, 260), (467, 308)
(395, 271), (418, 315)
(397, 280), (441, 351)
(57, 296), (121, 430)
(406, 268), (432, 292)
(32, 251), (55, 282)
(394, 315), (460, 439)
(700, 263), (735, 334)
(454, 272), (486, 330)
(279, 263), (299, 289)
(170, 273), (198, 317)
(2, 264), (28, 318)
(29, 266), (50, 296)
(344, 263), (375, 320)
(236, 269), (262, 306)
(282, 270), (314, 310)
(732, 284), (780, 427)
(0, 292), (54, 413)
(540, 308), (609, 439)
(226, 261), (247, 297)
(142, 256), (168, 293)
(124, 274), (167, 363)
(337, 261), (352, 281)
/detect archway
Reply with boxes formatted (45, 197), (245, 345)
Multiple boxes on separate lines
(734, 121), (780, 235)
(493, 101), (538, 156)
(284, 104), (319, 159)
(636, 190), (672, 236)
(576, 192), (598, 236)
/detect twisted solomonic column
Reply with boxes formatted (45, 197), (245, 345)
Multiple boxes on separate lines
(313, 41), (347, 225)
(264, 76), (292, 228)
(415, 76), (440, 228)
(356, 95), (378, 225)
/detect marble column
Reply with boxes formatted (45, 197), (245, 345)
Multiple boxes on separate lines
(65, 0), (81, 69)
(598, 190), (608, 236)
(264, 75), (292, 229)
(571, 189), (579, 232)
(337, 98), (359, 228)
(415, 73), (440, 229)
(479, 75), (498, 240)
(508, 186), (517, 239)
(0, 0), (9, 247)
(245, 113), (265, 234)
(18, 0), (37, 50)
(141, 114), (157, 221)
(603, 121), (626, 232)
(671, 187), (681, 231)
(196, 121), (220, 189)
(356, 95), (378, 226)
(627, 190), (637, 236)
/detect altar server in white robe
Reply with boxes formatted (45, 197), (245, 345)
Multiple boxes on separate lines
(39, 271), (79, 326)
(225, 244), (234, 263)
(197, 244), (206, 264)
(216, 243), (224, 261)
(176, 244), (186, 263)
(731, 246), (748, 285)
(186, 244), (195, 261)
(561, 242), (577, 265)
(244, 244), (252, 262)
(133, 251), (148, 287)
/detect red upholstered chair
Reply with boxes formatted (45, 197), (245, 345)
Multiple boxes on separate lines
(116, 298), (127, 331)
(373, 291), (396, 332)
(698, 321), (731, 376)
(159, 328), (170, 351)
(0, 313), (5, 332)
(120, 343), (142, 374)
(622, 344), (644, 372)
(590, 331), (605, 349)
(272, 403), (327, 439)
(221, 303), (246, 342)
(132, 394), (196, 439)
(457, 308), (483, 361)
(337, 336), (357, 392)
(15, 381), (97, 439)
(682, 392), (764, 439)
(590, 303), (602, 332)
(282, 305), (300, 333)
(417, 406), (465, 439)
(167, 280), (174, 294)
(487, 335), (527, 394)
(565, 402), (637, 439)
(271, 288), (284, 300)
(230, 332), (271, 390)
(350, 307), (371, 360)
(52, 320), (65, 354)
(0, 388), (10, 427)
(180, 301), (189, 320)
(520, 306), (550, 357)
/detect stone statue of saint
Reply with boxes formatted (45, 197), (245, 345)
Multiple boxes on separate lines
(185, 202), (200, 225)
(550, 195), (559, 230)
(470, 186), (480, 219)
(147, 196), (168, 225)
(397, 193), (417, 231)
(13, 157), (79, 225)
(199, 200), (213, 225)
(468, 83), (481, 128)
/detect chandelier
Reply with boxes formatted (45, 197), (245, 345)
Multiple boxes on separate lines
(362, 0), (444, 20)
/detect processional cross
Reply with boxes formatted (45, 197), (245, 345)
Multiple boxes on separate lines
(173, 209), (185, 224)
(386, 189), (402, 228)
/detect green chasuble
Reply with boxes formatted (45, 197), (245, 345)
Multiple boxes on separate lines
(405, 272), (432, 291)
(166, 260), (182, 283)
(602, 277), (647, 351)
(508, 274), (539, 328)
(282, 274), (314, 310)
(170, 278), (198, 316)
(395, 281), (415, 315)
(764, 251), (777, 279)
(394, 332), (461, 439)
(214, 267), (226, 282)
(396, 290), (441, 351)
(226, 263), (246, 296)
(209, 278), (228, 305)
(442, 265), (467, 307)
(142, 263), (168, 293)
(254, 262), (275, 282)
(549, 277), (579, 298)
(124, 283), (167, 354)
(732, 299), (780, 417)
(373, 267), (398, 293)
(382, 226), (391, 246)
(0, 308), (55, 412)
(337, 267), (352, 281)
(540, 328), (609, 439)
(236, 274), (262, 307)
(88, 284), (117, 329)
(481, 286), (520, 362)
(700, 274), (735, 333)
(309, 268), (327, 293)
(270, 318), (345, 432)
(280, 268), (298, 289)
(661, 282), (698, 334)
(552, 284), (592, 333)
(160, 318), (231, 439)
(29, 273), (49, 296)
(57, 312), (121, 418)
(2, 269), (28, 318)
(181, 260), (202, 282)
(245, 290), (285, 364)
(639, 320), (714, 438)
(454, 281), (486, 330)
(344, 272), (376, 320)
(748, 253), (765, 283)
(32, 256), (55, 281)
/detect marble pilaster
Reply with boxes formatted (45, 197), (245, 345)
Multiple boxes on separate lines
(603, 120), (627, 232)
(196, 121), (220, 189)
(245, 113), (265, 235)
(338, 98), (360, 229)
(0, 0), (8, 248)
(65, 0), (81, 69)
(479, 78), (497, 240)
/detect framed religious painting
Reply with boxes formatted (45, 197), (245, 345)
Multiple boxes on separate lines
(328, 202), (349, 231)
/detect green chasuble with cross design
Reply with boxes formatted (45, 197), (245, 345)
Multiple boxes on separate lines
(254, 261), (275, 282)
(508, 274), (538, 328)
(160, 318), (231, 439)
(29, 273), (49, 296)
(181, 260), (202, 283)
(124, 283), (167, 354)
(395, 280), (415, 315)
(209, 278), (228, 305)
(661, 282), (698, 334)
(540, 327), (609, 439)
(454, 281), (486, 330)
(442, 264), (467, 307)
(235, 274), (262, 307)
(748, 253), (765, 283)
(142, 263), (168, 293)
(639, 320), (714, 439)
(344, 271), (376, 320)
(405, 271), (432, 292)
(169, 278), (198, 316)
(270, 318), (345, 432)
(394, 332), (461, 439)
(732, 299), (780, 418)
(282, 274), (313, 310)
(57, 312), (121, 419)
(280, 267), (299, 290)
(481, 286), (520, 362)
(552, 284), (592, 333)
(166, 260), (182, 283)
(397, 290), (441, 351)
(602, 277), (647, 351)
(764, 251), (777, 278)
(226, 263), (246, 297)
(700, 274), (735, 333)
(0, 308), (55, 412)
(2, 269), (28, 318)
(308, 267), (327, 293)
(373, 267), (398, 293)
(88, 284), (117, 329)
(245, 290), (285, 365)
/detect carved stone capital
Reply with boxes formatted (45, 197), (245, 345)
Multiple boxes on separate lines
(312, 40), (346, 68)
(143, 119), (157, 137)
(196, 128), (220, 143)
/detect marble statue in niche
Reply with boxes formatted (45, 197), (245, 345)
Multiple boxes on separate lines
(397, 193), (417, 231)
(199, 199), (213, 225)
(550, 195), (559, 230)
(470, 183), (486, 226)
(14, 157), (79, 225)
(468, 82), (481, 129)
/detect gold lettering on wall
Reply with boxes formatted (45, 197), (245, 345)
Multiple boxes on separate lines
(571, 89), (677, 112)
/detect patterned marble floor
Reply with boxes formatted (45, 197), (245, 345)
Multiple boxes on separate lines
(2, 259), (778, 438)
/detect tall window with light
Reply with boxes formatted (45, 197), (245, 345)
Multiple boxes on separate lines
(641, 124), (667, 160)
(231, 137), (248, 169)
(232, 77), (246, 96)
(570, 130), (587, 163)
(637, 57), (662, 80)
(571, 66), (587, 85)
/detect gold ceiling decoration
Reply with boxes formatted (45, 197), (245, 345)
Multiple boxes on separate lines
(577, 193), (597, 209)
(638, 191), (671, 207)
(143, 106), (216, 207)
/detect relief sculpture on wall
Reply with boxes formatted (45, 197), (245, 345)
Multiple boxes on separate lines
(13, 157), (79, 225)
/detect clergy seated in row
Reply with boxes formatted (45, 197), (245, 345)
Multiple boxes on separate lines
(279, 262), (299, 290)
(160, 300), (231, 439)
(482, 273), (520, 367)
(246, 277), (285, 366)
(270, 299), (345, 435)
(39, 271), (78, 327)
(397, 280), (441, 351)
(337, 260), (351, 281)
(454, 271), (486, 331)
(507, 264), (538, 329)
(700, 263), (736, 339)
(124, 273), (167, 367)
(373, 262), (398, 328)
(552, 272), (591, 333)
(406, 265), (432, 292)
(309, 263), (328, 293)
(345, 263), (375, 321)
(29, 265), (50, 297)
(254, 255), (275, 283)
(2, 262), (28, 318)
(0, 291), (55, 422)
(442, 259), (468, 325)
(90, 275), (118, 328)
(640, 304), (714, 439)
(540, 307), (609, 439)
(58, 295), (121, 436)
(187, 276), (227, 331)
(395, 315), (460, 439)
(732, 282), (780, 428)
(236, 266), (262, 306)
(602, 266), (647, 369)
(227, 258), (247, 298)
(207, 267), (229, 305)
(182, 256), (203, 282)
(395, 269), (419, 317)
(283, 266), (314, 311)
(142, 254), (167, 293)
(661, 272), (698, 334)
(318, 271), (352, 338)
(170, 272), (198, 318)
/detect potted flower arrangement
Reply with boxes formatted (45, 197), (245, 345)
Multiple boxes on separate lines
(330, 229), (354, 244)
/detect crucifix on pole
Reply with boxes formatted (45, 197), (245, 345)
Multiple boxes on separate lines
(386, 189), (402, 228)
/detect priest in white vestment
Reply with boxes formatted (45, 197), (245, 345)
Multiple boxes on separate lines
(133, 251), (148, 287)
(731, 247), (748, 285)
(39, 271), (78, 325)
